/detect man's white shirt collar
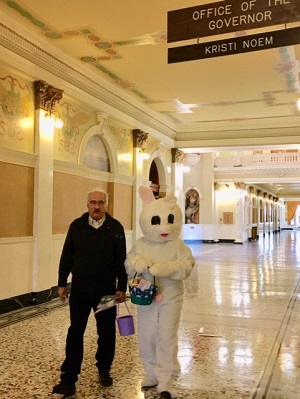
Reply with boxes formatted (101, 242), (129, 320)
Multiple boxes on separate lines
(89, 215), (106, 229)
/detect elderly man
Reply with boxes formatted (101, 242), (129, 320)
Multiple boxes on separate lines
(52, 189), (127, 397)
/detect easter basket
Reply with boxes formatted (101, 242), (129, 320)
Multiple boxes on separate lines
(128, 273), (157, 305)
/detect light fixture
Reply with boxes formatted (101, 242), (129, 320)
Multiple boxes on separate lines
(45, 112), (63, 129)
(185, 153), (201, 166)
(20, 117), (33, 129)
(297, 98), (300, 111)
(54, 118), (63, 129)
(138, 148), (150, 160)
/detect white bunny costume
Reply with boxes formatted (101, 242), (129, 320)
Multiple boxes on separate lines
(125, 186), (195, 399)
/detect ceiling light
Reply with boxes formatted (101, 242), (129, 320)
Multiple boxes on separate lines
(185, 153), (201, 166)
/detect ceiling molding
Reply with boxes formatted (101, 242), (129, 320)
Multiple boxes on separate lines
(176, 132), (300, 151)
(0, 21), (177, 140)
(176, 126), (300, 141)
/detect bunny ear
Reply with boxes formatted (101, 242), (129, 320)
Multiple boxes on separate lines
(138, 186), (155, 204)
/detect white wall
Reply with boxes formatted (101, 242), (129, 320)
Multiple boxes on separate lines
(0, 238), (34, 299)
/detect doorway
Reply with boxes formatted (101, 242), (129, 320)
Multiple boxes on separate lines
(149, 160), (160, 198)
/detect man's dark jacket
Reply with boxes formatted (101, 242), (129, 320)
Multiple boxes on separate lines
(58, 212), (128, 295)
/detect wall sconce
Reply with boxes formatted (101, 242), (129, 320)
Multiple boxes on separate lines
(297, 98), (300, 111)
(45, 112), (63, 129)
(54, 117), (63, 129)
(138, 148), (150, 160)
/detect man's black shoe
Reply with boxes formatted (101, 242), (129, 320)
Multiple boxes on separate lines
(159, 392), (172, 399)
(52, 381), (76, 397)
(99, 371), (113, 387)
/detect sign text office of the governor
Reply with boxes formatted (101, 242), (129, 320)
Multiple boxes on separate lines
(167, 0), (300, 63)
(167, 0), (300, 42)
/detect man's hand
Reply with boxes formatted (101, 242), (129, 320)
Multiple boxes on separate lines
(58, 286), (68, 302)
(115, 291), (126, 303)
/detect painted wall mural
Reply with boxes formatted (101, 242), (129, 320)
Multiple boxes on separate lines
(109, 124), (132, 176)
(54, 100), (95, 163)
(0, 72), (34, 153)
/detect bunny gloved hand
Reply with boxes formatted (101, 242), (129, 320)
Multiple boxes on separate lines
(134, 256), (152, 274)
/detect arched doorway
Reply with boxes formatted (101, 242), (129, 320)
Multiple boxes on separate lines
(149, 161), (160, 198)
(148, 157), (167, 199)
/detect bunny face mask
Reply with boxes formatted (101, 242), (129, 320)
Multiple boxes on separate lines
(138, 186), (182, 243)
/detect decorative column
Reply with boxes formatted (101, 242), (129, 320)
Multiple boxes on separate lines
(248, 186), (258, 240)
(273, 197), (279, 232)
(249, 186), (254, 225)
(234, 182), (246, 243)
(278, 199), (285, 230)
(132, 129), (149, 241)
(246, 186), (252, 241)
(257, 189), (262, 227)
(171, 148), (185, 238)
(213, 182), (220, 242)
(33, 80), (63, 296)
(268, 194), (273, 233)
(198, 153), (215, 224)
(171, 148), (185, 198)
(214, 182), (219, 223)
(263, 192), (268, 236)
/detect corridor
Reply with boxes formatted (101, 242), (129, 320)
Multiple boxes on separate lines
(0, 230), (300, 399)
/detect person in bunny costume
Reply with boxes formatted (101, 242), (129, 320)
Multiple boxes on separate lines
(125, 186), (195, 399)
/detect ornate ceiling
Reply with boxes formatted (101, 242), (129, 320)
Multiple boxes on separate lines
(1, 0), (300, 198)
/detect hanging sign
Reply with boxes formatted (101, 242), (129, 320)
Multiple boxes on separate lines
(168, 26), (300, 63)
(168, 0), (300, 43)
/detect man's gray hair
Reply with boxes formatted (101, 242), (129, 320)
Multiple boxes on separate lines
(87, 188), (109, 204)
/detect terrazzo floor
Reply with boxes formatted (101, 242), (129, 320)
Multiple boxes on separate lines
(1, 230), (300, 399)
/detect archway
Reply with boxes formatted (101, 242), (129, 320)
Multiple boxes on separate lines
(78, 124), (118, 173)
(149, 161), (159, 198)
(148, 157), (167, 198)
(83, 134), (110, 171)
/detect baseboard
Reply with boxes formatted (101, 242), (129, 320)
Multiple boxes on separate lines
(0, 286), (61, 315)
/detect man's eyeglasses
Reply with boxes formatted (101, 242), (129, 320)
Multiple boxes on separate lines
(89, 200), (106, 206)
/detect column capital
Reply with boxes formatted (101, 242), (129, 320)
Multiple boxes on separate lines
(171, 148), (185, 164)
(132, 129), (148, 149)
(234, 182), (246, 190)
(34, 80), (63, 113)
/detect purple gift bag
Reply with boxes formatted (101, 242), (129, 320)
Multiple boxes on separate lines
(116, 301), (135, 336)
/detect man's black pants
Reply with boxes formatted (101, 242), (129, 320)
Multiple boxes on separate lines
(60, 290), (117, 383)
